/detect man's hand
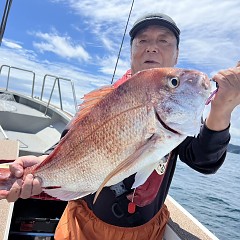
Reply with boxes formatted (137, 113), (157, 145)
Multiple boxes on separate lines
(2, 155), (47, 202)
(206, 61), (240, 131)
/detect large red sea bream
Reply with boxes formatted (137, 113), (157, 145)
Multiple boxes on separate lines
(0, 68), (210, 202)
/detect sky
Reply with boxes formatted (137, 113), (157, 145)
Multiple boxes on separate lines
(0, 0), (240, 140)
(1, 0), (239, 86)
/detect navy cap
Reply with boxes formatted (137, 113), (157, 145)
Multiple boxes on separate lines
(129, 13), (180, 45)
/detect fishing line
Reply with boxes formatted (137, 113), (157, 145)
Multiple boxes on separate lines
(205, 79), (219, 105)
(110, 0), (135, 84)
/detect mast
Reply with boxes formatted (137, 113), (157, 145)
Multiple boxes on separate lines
(0, 0), (13, 46)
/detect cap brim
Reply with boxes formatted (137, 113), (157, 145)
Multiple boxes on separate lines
(129, 18), (180, 40)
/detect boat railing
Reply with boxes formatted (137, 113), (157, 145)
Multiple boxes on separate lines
(0, 64), (36, 97)
(41, 74), (78, 114)
(0, 64), (77, 114)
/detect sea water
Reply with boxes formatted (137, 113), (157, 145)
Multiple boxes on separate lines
(169, 152), (240, 240)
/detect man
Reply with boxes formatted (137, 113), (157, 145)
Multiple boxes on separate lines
(3, 13), (240, 239)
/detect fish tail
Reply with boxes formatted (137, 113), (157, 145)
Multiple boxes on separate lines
(0, 168), (17, 198)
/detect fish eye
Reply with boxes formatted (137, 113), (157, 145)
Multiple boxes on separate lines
(168, 77), (180, 88)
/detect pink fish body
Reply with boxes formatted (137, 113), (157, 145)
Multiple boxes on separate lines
(0, 68), (210, 201)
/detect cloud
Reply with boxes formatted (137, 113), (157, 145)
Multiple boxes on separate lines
(2, 39), (22, 49)
(32, 30), (91, 62)
(95, 55), (130, 81)
(53, 0), (240, 74)
(1, 0), (239, 84)
(52, 0), (131, 22)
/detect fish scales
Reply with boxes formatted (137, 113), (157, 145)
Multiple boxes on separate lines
(36, 99), (155, 190)
(0, 68), (210, 201)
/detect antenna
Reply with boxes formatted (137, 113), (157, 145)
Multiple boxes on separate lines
(0, 0), (13, 46)
(110, 0), (135, 84)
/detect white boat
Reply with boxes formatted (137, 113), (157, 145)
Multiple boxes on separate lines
(0, 64), (219, 240)
(0, 64), (75, 157)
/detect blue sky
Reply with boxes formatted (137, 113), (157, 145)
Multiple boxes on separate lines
(1, 0), (239, 84)
(0, 0), (240, 137)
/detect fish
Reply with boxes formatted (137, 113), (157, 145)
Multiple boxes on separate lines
(0, 67), (211, 202)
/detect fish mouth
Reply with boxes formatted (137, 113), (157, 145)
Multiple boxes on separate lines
(154, 109), (180, 135)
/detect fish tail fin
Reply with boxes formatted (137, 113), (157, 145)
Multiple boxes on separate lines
(0, 167), (16, 199)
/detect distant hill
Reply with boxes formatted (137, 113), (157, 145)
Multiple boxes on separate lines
(227, 143), (240, 154)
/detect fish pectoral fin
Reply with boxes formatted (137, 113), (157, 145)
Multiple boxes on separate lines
(43, 188), (92, 201)
(132, 162), (159, 189)
(93, 135), (160, 204)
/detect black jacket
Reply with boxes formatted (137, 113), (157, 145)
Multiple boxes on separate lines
(80, 123), (230, 227)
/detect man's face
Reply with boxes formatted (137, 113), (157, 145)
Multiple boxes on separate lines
(131, 25), (179, 75)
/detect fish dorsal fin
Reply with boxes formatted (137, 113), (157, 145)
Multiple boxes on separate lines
(68, 85), (115, 129)
(79, 85), (115, 115)
(93, 137), (157, 204)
